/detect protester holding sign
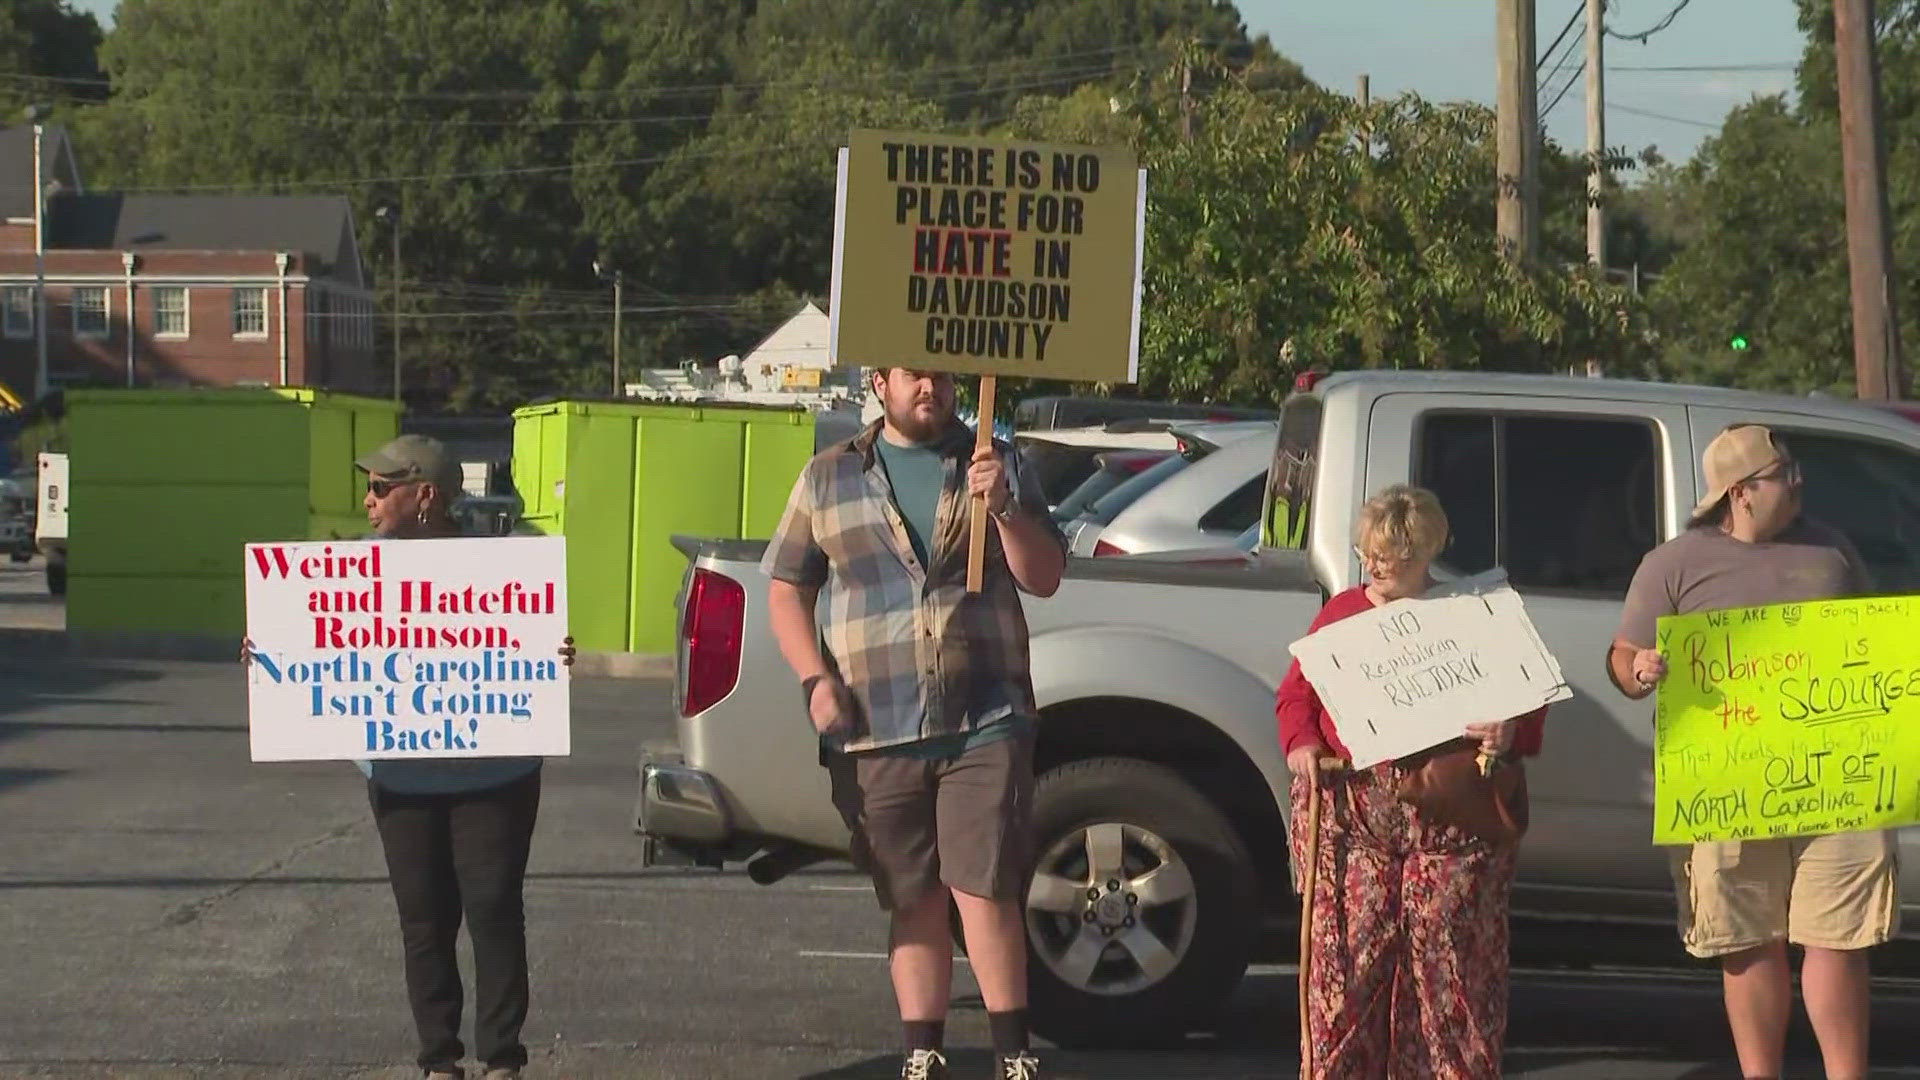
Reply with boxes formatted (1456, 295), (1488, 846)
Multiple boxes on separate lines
(1609, 423), (1893, 1080)
(1276, 485), (1547, 1079)
(764, 367), (1065, 1080)
(245, 433), (571, 1080)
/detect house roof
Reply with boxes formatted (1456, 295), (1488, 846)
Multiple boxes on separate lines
(0, 123), (83, 221)
(46, 192), (365, 286)
(743, 301), (831, 369)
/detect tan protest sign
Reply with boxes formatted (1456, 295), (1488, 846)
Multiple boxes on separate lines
(829, 128), (1145, 384)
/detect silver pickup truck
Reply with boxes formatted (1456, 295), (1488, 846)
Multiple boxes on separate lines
(640, 370), (1920, 1046)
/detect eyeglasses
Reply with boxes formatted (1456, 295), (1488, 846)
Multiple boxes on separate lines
(1353, 546), (1415, 570)
(1742, 459), (1802, 486)
(367, 477), (416, 498)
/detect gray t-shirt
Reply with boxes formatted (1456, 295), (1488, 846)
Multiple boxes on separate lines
(1616, 518), (1871, 647)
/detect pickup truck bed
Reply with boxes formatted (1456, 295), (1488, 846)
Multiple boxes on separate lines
(640, 370), (1920, 1047)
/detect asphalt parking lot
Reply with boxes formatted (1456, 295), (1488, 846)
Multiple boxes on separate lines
(3, 559), (1920, 1078)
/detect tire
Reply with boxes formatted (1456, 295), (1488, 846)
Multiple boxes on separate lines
(1021, 756), (1258, 1049)
(45, 551), (65, 595)
(9, 550), (28, 563)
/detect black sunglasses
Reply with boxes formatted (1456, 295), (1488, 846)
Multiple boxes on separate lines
(367, 477), (417, 498)
(1742, 459), (1802, 486)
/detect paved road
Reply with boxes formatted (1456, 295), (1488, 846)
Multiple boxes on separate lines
(2, 568), (1919, 1077)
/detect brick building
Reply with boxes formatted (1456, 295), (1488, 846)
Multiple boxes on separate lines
(0, 124), (381, 401)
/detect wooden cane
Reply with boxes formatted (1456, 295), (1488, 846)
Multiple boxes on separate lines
(1298, 766), (1319, 1078)
(1298, 758), (1344, 1080)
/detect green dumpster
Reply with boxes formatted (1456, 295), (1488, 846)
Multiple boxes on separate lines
(511, 400), (817, 656)
(66, 388), (399, 640)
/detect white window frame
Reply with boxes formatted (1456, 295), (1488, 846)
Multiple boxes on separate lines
(232, 287), (268, 339)
(2, 287), (32, 340)
(71, 286), (109, 340)
(153, 286), (190, 339)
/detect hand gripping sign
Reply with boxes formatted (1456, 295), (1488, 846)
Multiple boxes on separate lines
(243, 536), (571, 762)
(1286, 570), (1571, 771)
(1652, 595), (1920, 844)
(828, 129), (1147, 591)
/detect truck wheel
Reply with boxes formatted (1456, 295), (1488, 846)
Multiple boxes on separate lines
(8, 551), (27, 563)
(1021, 757), (1257, 1049)
(45, 551), (65, 595)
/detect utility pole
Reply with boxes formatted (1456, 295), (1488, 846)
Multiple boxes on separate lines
(595, 259), (623, 396)
(1357, 73), (1371, 150)
(1179, 52), (1194, 143)
(375, 203), (402, 403)
(1585, 0), (1607, 269)
(1834, 0), (1905, 399)
(1496, 0), (1540, 265)
(26, 104), (49, 401)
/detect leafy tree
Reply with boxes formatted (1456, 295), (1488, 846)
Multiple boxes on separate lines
(0, 0), (106, 119)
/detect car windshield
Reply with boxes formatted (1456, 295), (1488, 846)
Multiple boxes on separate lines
(1050, 453), (1168, 523)
(1080, 453), (1190, 525)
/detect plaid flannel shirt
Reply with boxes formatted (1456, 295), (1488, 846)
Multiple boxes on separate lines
(762, 418), (1065, 753)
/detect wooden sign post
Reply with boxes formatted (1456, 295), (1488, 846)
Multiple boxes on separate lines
(828, 129), (1146, 592)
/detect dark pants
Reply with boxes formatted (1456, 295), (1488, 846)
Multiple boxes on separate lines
(368, 769), (541, 1073)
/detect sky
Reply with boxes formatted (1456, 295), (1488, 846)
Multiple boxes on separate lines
(1241, 0), (1807, 168)
(69, 0), (1804, 168)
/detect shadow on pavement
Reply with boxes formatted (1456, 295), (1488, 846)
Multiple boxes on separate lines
(801, 960), (1920, 1080)
(0, 654), (168, 796)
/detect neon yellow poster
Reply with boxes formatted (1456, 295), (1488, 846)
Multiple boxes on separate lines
(1653, 596), (1919, 845)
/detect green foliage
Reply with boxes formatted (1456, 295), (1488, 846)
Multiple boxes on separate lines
(42, 0), (1650, 412)
(0, 0), (105, 119)
(1637, 1), (1920, 396)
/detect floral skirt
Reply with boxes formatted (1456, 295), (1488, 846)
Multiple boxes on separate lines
(1289, 764), (1518, 1080)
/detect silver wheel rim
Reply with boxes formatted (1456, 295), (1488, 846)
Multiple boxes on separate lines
(1025, 821), (1198, 998)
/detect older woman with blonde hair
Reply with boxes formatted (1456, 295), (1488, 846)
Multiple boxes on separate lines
(1276, 484), (1548, 1079)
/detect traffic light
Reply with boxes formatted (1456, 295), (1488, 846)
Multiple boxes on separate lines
(1730, 334), (1750, 351)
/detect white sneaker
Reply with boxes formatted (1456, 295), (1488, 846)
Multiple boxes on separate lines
(899, 1048), (950, 1080)
(998, 1051), (1042, 1080)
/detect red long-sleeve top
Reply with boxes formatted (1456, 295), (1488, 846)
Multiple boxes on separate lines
(1276, 585), (1548, 762)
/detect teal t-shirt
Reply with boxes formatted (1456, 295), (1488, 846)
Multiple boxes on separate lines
(872, 435), (944, 568)
(866, 435), (1028, 759)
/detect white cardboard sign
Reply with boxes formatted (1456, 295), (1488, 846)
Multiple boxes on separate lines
(1286, 570), (1570, 769)
(244, 536), (571, 762)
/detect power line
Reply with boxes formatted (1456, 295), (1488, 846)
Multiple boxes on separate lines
(1611, 102), (1721, 129)
(1537, 18), (1586, 96)
(1540, 60), (1585, 124)
(1538, 0), (1586, 76)
(1607, 0), (1694, 42)
(0, 58), (1142, 129)
(0, 39), (1211, 104)
(1608, 62), (1796, 72)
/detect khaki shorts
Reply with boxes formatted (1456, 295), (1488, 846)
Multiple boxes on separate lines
(827, 731), (1035, 912)
(1670, 829), (1902, 959)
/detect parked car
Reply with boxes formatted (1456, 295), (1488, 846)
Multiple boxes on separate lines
(1064, 420), (1275, 557)
(35, 451), (66, 594)
(1014, 422), (1180, 510)
(1086, 426), (1276, 559)
(643, 370), (1920, 1047)
(0, 471), (34, 562)
(1014, 395), (1275, 431)
(1047, 448), (1175, 526)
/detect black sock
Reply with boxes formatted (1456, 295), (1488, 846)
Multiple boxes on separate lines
(988, 1009), (1029, 1054)
(903, 1019), (945, 1052)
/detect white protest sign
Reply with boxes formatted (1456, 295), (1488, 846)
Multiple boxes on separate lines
(243, 536), (571, 762)
(1286, 570), (1569, 769)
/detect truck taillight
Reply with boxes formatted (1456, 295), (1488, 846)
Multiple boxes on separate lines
(1093, 539), (1127, 557)
(680, 568), (745, 717)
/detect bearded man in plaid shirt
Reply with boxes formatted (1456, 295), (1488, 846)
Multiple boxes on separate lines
(765, 367), (1066, 1080)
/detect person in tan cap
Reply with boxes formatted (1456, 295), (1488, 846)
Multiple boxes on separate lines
(1609, 423), (1893, 1080)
